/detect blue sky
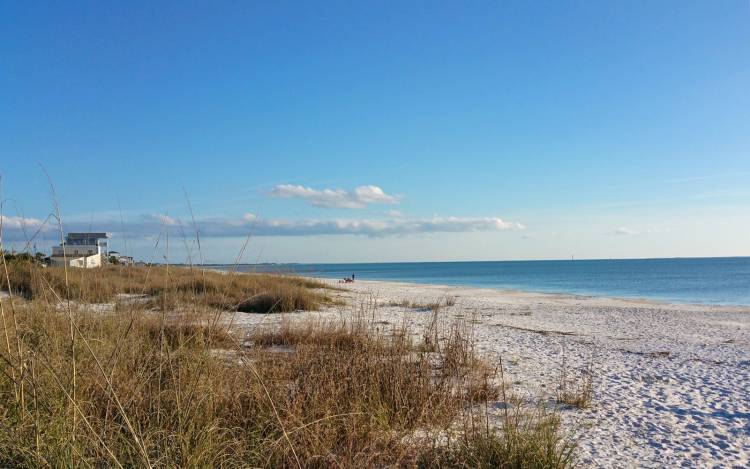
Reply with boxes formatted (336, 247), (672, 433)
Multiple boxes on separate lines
(2, 1), (749, 263)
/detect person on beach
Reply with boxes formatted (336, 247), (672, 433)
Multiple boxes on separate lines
(340, 274), (355, 283)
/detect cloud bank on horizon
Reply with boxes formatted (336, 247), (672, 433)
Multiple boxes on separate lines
(1, 212), (524, 241)
(1, 183), (524, 243)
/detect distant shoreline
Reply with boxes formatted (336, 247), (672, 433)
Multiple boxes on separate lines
(308, 276), (750, 311)
(209, 258), (750, 308)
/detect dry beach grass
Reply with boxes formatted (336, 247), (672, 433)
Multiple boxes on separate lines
(4, 262), (330, 312)
(0, 261), (576, 467)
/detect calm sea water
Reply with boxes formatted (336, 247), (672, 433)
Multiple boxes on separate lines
(222, 257), (750, 306)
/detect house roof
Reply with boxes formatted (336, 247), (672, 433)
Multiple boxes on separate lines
(67, 232), (110, 239)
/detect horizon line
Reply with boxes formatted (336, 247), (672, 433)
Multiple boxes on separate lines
(197, 255), (750, 266)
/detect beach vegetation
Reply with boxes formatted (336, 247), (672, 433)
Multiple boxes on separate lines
(0, 263), (575, 467)
(2, 261), (330, 313)
(556, 353), (595, 409)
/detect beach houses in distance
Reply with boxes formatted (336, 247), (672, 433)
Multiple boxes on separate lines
(50, 232), (110, 268)
(107, 251), (134, 266)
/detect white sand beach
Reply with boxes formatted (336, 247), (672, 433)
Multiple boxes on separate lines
(234, 278), (750, 468)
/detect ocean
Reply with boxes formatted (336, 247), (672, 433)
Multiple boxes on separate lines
(223, 257), (750, 306)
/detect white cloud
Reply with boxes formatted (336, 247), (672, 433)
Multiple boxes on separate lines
(353, 185), (398, 204)
(149, 214), (179, 226)
(269, 184), (399, 209)
(611, 227), (640, 236)
(608, 227), (663, 236)
(0, 215), (47, 230)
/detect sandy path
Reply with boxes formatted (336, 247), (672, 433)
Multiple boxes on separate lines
(234, 279), (750, 468)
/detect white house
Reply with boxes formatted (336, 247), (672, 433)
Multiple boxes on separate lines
(50, 232), (110, 268)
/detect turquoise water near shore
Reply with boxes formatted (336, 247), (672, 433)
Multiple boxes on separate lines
(222, 257), (750, 306)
